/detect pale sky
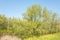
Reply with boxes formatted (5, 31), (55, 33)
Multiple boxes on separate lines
(0, 0), (60, 18)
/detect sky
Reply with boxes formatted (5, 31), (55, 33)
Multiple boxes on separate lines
(0, 0), (60, 18)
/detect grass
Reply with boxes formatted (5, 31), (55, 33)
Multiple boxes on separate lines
(24, 33), (60, 40)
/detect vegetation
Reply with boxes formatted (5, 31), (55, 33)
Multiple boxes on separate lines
(24, 32), (60, 40)
(0, 4), (60, 40)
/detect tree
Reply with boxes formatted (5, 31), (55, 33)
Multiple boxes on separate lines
(23, 4), (60, 36)
(0, 15), (7, 29)
(23, 4), (42, 22)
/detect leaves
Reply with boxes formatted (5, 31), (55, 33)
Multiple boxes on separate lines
(0, 4), (60, 39)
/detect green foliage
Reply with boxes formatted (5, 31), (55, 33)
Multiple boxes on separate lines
(0, 15), (7, 29)
(0, 4), (60, 40)
(24, 33), (60, 40)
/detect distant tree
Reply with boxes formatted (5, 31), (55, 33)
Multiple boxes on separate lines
(0, 15), (7, 29)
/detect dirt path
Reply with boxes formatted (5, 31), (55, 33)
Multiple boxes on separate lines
(0, 35), (21, 40)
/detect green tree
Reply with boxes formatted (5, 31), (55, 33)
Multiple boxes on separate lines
(23, 4), (42, 22)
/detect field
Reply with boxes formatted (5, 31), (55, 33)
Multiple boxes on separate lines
(24, 33), (60, 40)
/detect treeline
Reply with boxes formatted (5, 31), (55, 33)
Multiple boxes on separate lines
(0, 4), (60, 39)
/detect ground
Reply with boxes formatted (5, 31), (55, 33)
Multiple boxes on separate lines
(0, 33), (60, 40)
(0, 35), (21, 40)
(24, 33), (60, 40)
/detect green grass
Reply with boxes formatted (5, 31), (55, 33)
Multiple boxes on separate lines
(24, 33), (60, 40)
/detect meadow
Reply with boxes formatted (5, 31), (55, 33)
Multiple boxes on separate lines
(25, 33), (60, 40)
